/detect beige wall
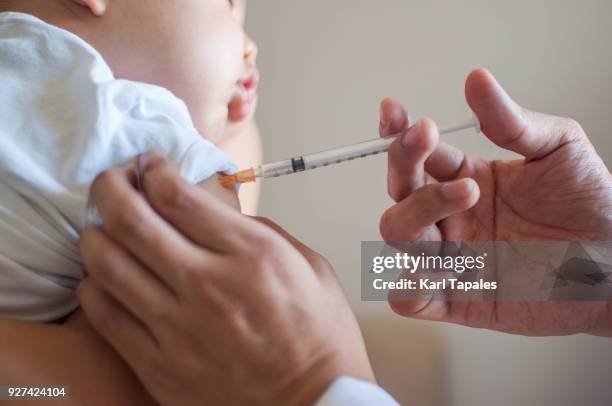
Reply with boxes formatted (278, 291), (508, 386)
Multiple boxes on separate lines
(247, 1), (612, 405)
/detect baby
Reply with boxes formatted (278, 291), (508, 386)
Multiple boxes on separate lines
(0, 0), (260, 322)
(0, 0), (261, 401)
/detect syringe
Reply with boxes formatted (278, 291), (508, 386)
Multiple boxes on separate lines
(219, 115), (480, 187)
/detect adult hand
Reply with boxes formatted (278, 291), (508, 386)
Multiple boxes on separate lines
(379, 68), (612, 337)
(77, 152), (374, 406)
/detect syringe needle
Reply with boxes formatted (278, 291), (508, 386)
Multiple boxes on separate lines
(219, 168), (257, 188)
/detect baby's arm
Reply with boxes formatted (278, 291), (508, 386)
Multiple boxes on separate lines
(193, 122), (262, 213)
(198, 174), (241, 211)
(0, 312), (156, 406)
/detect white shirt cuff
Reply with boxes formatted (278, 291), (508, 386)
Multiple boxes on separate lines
(314, 376), (400, 406)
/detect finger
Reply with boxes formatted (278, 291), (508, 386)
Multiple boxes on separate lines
(390, 300), (496, 330)
(387, 118), (439, 202)
(388, 263), (451, 320)
(90, 164), (205, 289)
(379, 98), (410, 137)
(466, 68), (581, 160)
(250, 216), (334, 280)
(77, 278), (159, 371)
(79, 226), (178, 326)
(138, 150), (261, 254)
(424, 141), (468, 182)
(389, 296), (451, 323)
(380, 179), (480, 241)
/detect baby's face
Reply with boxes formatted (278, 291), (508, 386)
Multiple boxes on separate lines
(104, 0), (259, 142)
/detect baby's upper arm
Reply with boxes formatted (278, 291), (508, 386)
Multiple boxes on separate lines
(197, 174), (241, 212)
(0, 312), (156, 406)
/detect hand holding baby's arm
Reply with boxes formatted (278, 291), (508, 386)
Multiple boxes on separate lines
(77, 151), (374, 406)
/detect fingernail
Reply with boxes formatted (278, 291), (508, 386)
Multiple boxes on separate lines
(441, 179), (474, 200)
(402, 123), (420, 148)
(138, 150), (162, 174)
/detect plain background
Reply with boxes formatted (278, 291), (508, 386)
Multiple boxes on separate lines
(246, 1), (612, 405)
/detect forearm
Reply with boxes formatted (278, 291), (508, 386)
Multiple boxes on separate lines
(0, 312), (156, 406)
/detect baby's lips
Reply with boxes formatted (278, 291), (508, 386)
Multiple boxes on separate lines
(238, 68), (261, 91)
(228, 89), (252, 122)
(241, 68), (260, 91)
(229, 69), (260, 122)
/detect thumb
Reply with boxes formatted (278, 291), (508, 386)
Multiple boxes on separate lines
(465, 68), (581, 160)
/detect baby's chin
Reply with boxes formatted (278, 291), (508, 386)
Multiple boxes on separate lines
(223, 96), (258, 138)
(195, 87), (259, 143)
(228, 90), (258, 124)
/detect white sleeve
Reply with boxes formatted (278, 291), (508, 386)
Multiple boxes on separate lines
(315, 377), (401, 406)
(0, 13), (237, 321)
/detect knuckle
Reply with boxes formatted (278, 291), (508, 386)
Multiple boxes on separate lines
(104, 194), (147, 237)
(561, 118), (585, 138)
(78, 226), (99, 255)
(246, 235), (282, 274)
(182, 262), (215, 296)
(90, 246), (125, 285)
(255, 232), (283, 258)
(380, 204), (424, 242)
(309, 253), (334, 277)
(241, 221), (279, 251)
(417, 118), (440, 149)
(154, 175), (195, 212)
(219, 230), (250, 253)
(79, 230), (113, 273)
(94, 169), (120, 190)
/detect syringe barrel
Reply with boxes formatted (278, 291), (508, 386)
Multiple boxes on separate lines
(302, 137), (395, 171)
(257, 116), (479, 179)
(259, 137), (396, 178)
(260, 159), (294, 178)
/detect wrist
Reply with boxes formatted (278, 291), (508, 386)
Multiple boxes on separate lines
(273, 354), (375, 406)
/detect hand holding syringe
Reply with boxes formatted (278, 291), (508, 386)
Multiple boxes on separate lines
(220, 115), (481, 187)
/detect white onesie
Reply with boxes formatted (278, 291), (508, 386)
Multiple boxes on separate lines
(0, 12), (237, 322)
